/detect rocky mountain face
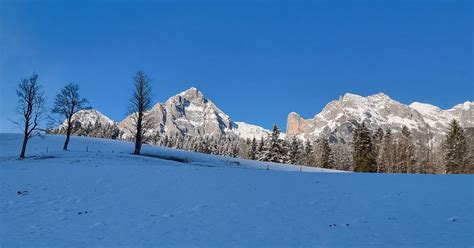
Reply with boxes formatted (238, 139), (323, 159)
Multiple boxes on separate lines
(60, 109), (115, 128)
(286, 93), (473, 144)
(60, 88), (472, 144)
(119, 87), (270, 139)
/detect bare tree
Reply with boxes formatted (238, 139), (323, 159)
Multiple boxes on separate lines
(14, 73), (46, 159)
(128, 71), (154, 155)
(52, 83), (88, 150)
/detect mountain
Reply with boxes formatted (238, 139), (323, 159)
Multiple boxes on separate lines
(409, 101), (473, 134)
(119, 87), (270, 139)
(59, 89), (472, 144)
(60, 109), (114, 128)
(287, 93), (473, 144)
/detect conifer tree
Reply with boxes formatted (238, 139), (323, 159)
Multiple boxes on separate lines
(373, 127), (384, 172)
(319, 137), (335, 169)
(262, 124), (286, 163)
(397, 126), (415, 173)
(443, 119), (467, 174)
(303, 140), (314, 166)
(249, 137), (258, 160)
(352, 122), (376, 172)
(380, 129), (394, 173)
(288, 136), (302, 164)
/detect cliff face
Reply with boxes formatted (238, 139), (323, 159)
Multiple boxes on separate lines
(286, 112), (310, 136)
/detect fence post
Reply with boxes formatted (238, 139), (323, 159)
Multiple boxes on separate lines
(46, 147), (48, 153)
(266, 164), (269, 170)
(86, 146), (88, 152)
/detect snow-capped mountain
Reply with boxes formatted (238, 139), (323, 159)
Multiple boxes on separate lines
(60, 89), (472, 143)
(410, 101), (473, 134)
(60, 109), (114, 128)
(287, 93), (473, 144)
(119, 87), (270, 139)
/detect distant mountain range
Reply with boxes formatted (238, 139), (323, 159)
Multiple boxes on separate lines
(62, 87), (473, 143)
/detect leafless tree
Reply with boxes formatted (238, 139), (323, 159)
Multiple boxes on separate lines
(52, 83), (88, 150)
(14, 73), (46, 159)
(128, 71), (154, 155)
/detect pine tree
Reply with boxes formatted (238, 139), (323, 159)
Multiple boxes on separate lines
(262, 124), (286, 163)
(303, 140), (314, 166)
(319, 137), (335, 169)
(380, 129), (394, 173)
(288, 136), (302, 164)
(352, 122), (376, 172)
(397, 126), (415, 173)
(256, 137), (266, 161)
(373, 127), (384, 172)
(249, 137), (258, 160)
(443, 119), (467, 174)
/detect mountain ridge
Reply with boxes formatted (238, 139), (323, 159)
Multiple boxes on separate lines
(61, 88), (473, 142)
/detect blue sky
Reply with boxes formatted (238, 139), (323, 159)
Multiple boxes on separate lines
(0, 0), (472, 132)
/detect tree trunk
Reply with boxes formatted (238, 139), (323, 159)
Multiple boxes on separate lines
(63, 117), (72, 150)
(19, 118), (30, 159)
(19, 134), (28, 159)
(134, 113), (143, 155)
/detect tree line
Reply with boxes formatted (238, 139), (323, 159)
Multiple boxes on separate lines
(14, 72), (473, 174)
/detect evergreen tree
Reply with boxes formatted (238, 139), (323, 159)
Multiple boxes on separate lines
(256, 137), (266, 161)
(262, 124), (286, 163)
(319, 137), (335, 169)
(352, 122), (376, 172)
(443, 119), (467, 174)
(303, 140), (314, 166)
(249, 137), (258, 160)
(397, 126), (415, 173)
(373, 127), (384, 172)
(380, 129), (394, 173)
(288, 136), (302, 164)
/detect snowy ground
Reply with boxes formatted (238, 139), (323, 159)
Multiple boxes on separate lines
(1, 134), (473, 247)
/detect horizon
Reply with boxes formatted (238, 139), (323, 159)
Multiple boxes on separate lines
(1, 0), (472, 132)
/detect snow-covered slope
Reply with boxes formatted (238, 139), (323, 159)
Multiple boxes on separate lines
(1, 134), (472, 247)
(287, 93), (473, 143)
(232, 121), (269, 139)
(410, 101), (473, 134)
(120, 87), (271, 139)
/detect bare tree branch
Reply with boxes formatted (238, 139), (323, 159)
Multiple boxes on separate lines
(15, 73), (46, 159)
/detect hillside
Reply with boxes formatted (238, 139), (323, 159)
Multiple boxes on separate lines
(1, 134), (473, 247)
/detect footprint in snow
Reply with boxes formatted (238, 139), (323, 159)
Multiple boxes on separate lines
(448, 216), (459, 222)
(17, 191), (28, 196)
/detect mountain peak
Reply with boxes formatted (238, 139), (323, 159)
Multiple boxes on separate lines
(179, 86), (200, 95)
(370, 92), (392, 100)
(176, 87), (206, 101)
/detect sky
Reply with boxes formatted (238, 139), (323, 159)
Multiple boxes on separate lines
(0, 0), (472, 132)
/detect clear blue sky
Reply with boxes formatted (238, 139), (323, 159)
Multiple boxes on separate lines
(1, 0), (472, 132)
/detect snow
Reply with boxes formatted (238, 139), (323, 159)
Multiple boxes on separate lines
(1, 134), (473, 247)
(462, 101), (471, 111)
(232, 122), (270, 139)
(409, 102), (442, 115)
(185, 102), (204, 112)
(60, 109), (114, 127)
